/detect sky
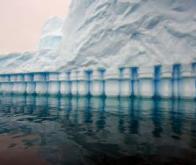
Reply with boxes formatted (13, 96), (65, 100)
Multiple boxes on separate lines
(0, 0), (70, 54)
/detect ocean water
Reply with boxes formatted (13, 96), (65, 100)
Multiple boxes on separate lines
(0, 95), (196, 165)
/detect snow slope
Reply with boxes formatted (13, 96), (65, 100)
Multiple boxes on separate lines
(0, 0), (196, 73)
(59, 0), (196, 70)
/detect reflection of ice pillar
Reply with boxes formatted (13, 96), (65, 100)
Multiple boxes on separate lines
(70, 71), (78, 96)
(83, 97), (92, 124)
(93, 97), (106, 130)
(48, 72), (60, 95)
(35, 95), (49, 115)
(190, 101), (196, 147)
(138, 67), (154, 98)
(14, 95), (26, 113)
(193, 63), (196, 99)
(130, 67), (139, 97)
(64, 96), (72, 121)
(118, 97), (126, 133)
(25, 95), (36, 114)
(170, 99), (183, 136)
(180, 64), (195, 99)
(73, 97), (79, 124)
(60, 72), (71, 96)
(152, 99), (163, 137)
(160, 65), (172, 98)
(128, 98), (140, 134)
(92, 69), (106, 96)
(34, 72), (49, 95)
(105, 69), (120, 97)
(78, 70), (88, 96)
(154, 65), (161, 98)
(172, 64), (181, 98)
(119, 68), (130, 97)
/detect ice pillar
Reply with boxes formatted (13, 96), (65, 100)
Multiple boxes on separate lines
(172, 64), (181, 98)
(160, 65), (172, 98)
(77, 70), (88, 96)
(85, 70), (93, 96)
(154, 65), (161, 98)
(180, 64), (195, 99)
(34, 72), (49, 95)
(105, 69), (120, 97)
(193, 63), (196, 99)
(119, 68), (131, 97)
(0, 75), (12, 94)
(92, 68), (106, 96)
(1, 82), (13, 94)
(59, 72), (71, 96)
(130, 67), (139, 97)
(138, 67), (154, 98)
(70, 71), (79, 96)
(24, 73), (35, 95)
(48, 72), (60, 95)
(12, 74), (26, 94)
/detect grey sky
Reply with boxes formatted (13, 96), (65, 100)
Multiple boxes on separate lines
(0, 0), (70, 54)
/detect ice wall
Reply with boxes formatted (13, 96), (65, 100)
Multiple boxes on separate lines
(0, 63), (195, 99)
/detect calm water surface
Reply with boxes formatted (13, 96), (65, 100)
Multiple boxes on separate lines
(0, 95), (196, 165)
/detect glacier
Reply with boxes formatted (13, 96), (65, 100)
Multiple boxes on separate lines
(0, 0), (195, 73)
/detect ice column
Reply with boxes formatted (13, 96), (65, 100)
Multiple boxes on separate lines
(85, 70), (93, 96)
(160, 65), (172, 98)
(25, 73), (35, 95)
(34, 72), (49, 95)
(119, 68), (130, 97)
(77, 70), (88, 96)
(48, 72), (60, 95)
(59, 72), (71, 96)
(154, 66), (161, 98)
(70, 71), (79, 96)
(138, 67), (154, 98)
(105, 69), (120, 97)
(12, 74), (26, 94)
(1, 82), (12, 94)
(193, 63), (196, 99)
(130, 67), (139, 97)
(172, 64), (181, 98)
(180, 64), (195, 99)
(1, 75), (12, 94)
(92, 68), (106, 96)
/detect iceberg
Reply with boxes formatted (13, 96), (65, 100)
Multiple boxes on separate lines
(0, 0), (195, 99)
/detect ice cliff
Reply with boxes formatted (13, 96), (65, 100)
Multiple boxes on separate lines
(0, 0), (196, 73)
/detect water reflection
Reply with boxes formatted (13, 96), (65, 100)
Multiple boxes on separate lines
(0, 94), (196, 164)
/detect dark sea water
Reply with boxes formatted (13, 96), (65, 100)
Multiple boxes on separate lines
(0, 95), (196, 165)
